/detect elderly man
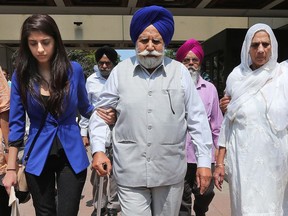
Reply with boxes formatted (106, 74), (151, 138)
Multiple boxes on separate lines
(89, 6), (212, 216)
(80, 46), (118, 146)
(79, 46), (119, 216)
(176, 39), (223, 216)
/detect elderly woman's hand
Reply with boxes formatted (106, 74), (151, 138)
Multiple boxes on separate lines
(213, 164), (225, 191)
(219, 95), (231, 114)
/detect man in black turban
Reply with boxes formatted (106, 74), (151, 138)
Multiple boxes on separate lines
(90, 5), (212, 216)
(94, 46), (118, 78)
(79, 46), (119, 216)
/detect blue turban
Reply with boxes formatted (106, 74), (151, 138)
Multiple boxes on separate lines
(130, 5), (174, 46)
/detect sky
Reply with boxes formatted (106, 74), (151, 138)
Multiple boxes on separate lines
(116, 49), (135, 61)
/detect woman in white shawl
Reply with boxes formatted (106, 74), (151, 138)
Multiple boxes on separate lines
(214, 23), (288, 216)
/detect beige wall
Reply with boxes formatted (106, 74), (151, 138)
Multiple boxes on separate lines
(1, 14), (288, 45)
(1, 14), (288, 44)
(0, 14), (249, 43)
(248, 17), (288, 29)
(174, 16), (248, 41)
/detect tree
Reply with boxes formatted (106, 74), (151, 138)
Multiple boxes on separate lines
(67, 49), (121, 78)
(67, 49), (96, 78)
(165, 49), (176, 59)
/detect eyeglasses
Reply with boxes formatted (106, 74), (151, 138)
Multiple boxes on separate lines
(182, 58), (200, 64)
(98, 61), (112, 66)
(250, 42), (270, 49)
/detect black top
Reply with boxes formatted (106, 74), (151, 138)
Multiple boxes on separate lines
(42, 95), (63, 157)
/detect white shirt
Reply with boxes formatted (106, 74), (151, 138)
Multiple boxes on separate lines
(79, 65), (107, 136)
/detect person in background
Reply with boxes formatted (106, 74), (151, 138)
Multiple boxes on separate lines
(1, 68), (11, 87)
(89, 5), (213, 216)
(2, 14), (94, 216)
(176, 38), (223, 216)
(0, 66), (10, 216)
(79, 46), (119, 216)
(214, 23), (288, 216)
(80, 46), (117, 147)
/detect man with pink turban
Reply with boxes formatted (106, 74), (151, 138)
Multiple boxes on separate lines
(89, 6), (213, 216)
(176, 38), (211, 82)
(176, 39), (223, 216)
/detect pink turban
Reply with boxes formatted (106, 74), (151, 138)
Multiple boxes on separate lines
(176, 38), (204, 63)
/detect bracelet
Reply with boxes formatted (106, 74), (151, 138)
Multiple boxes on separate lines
(215, 163), (225, 168)
(6, 168), (16, 171)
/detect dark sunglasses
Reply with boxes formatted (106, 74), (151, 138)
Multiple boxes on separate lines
(98, 61), (112, 66)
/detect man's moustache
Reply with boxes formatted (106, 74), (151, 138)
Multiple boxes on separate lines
(188, 67), (199, 72)
(137, 50), (163, 57)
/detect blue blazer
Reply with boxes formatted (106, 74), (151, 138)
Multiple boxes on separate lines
(9, 61), (94, 176)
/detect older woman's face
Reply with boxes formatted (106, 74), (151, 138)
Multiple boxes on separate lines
(249, 30), (271, 70)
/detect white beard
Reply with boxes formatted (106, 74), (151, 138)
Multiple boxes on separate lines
(100, 69), (111, 77)
(136, 47), (164, 69)
(188, 68), (200, 85)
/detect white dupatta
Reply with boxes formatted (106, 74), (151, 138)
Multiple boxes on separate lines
(219, 23), (279, 148)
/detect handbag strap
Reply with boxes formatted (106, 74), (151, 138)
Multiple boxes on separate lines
(24, 110), (48, 164)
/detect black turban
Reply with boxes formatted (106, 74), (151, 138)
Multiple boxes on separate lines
(130, 5), (174, 46)
(95, 46), (118, 65)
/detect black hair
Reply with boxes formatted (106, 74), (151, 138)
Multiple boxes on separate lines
(16, 14), (71, 116)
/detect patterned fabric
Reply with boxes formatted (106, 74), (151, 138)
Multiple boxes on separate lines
(200, 71), (211, 82)
(0, 66), (10, 113)
(0, 66), (9, 176)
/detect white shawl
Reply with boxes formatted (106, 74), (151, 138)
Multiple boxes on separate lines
(219, 23), (284, 147)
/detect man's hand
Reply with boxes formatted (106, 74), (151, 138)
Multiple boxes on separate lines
(82, 136), (90, 147)
(219, 95), (231, 113)
(92, 152), (112, 176)
(96, 108), (116, 125)
(196, 167), (212, 195)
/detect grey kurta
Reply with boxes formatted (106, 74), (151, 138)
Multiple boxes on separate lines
(89, 56), (212, 187)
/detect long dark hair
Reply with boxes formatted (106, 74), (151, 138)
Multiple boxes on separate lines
(16, 14), (71, 117)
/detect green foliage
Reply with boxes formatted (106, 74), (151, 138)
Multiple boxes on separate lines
(67, 49), (96, 77)
(165, 49), (176, 59)
(67, 49), (122, 77)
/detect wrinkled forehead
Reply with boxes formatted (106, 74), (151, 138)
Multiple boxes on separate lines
(251, 30), (270, 42)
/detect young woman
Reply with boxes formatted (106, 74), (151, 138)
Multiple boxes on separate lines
(2, 14), (94, 216)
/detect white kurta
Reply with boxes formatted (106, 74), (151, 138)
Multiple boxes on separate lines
(226, 89), (288, 216)
(219, 24), (288, 216)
